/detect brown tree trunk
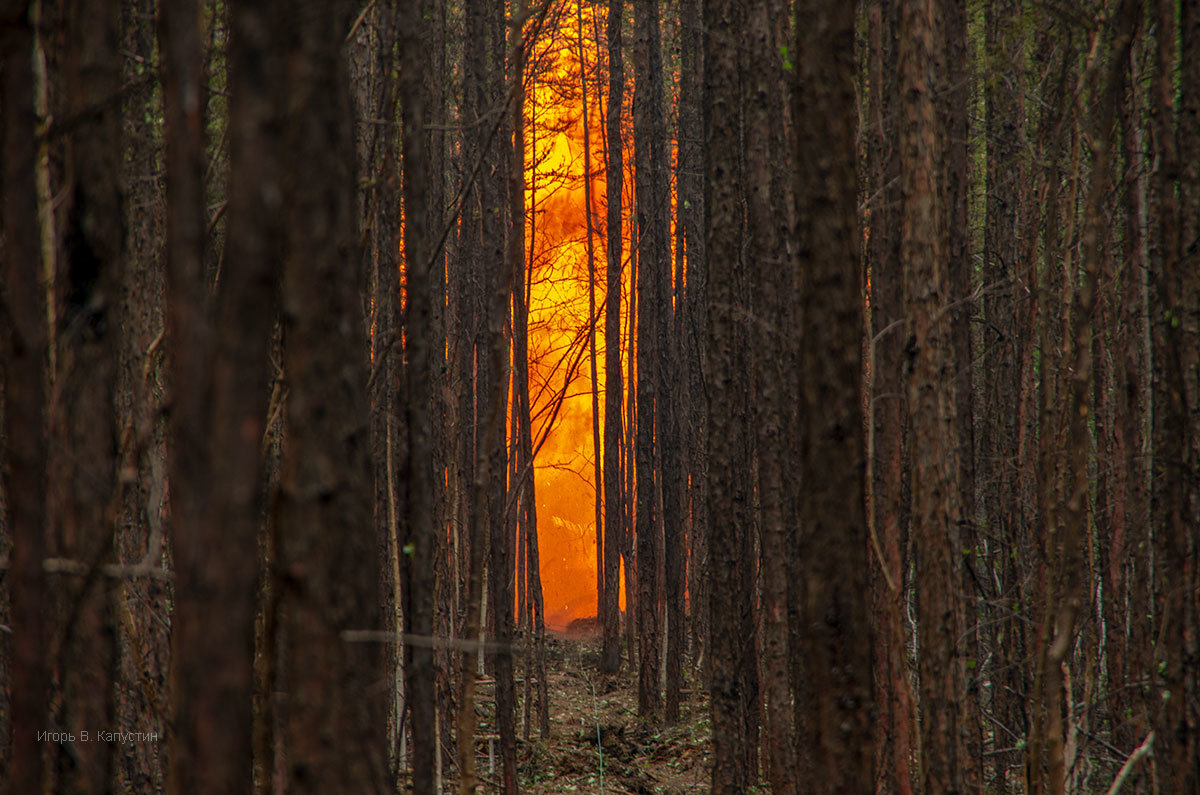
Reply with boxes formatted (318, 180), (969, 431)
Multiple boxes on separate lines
(899, 0), (967, 791)
(982, 5), (1027, 785)
(276, 1), (386, 788)
(1151, 0), (1199, 786)
(746, 0), (794, 788)
(165, 0), (273, 791)
(1109, 15), (1151, 759)
(398, 0), (438, 788)
(633, 0), (665, 720)
(601, 0), (626, 676)
(1042, 7), (1134, 792)
(677, 0), (708, 678)
(117, 2), (169, 789)
(704, 0), (751, 786)
(943, 0), (980, 784)
(50, 1), (124, 787)
(792, 0), (875, 791)
(3, 2), (51, 790)
(866, 2), (916, 791)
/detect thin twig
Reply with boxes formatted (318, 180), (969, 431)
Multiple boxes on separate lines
(1104, 731), (1154, 795)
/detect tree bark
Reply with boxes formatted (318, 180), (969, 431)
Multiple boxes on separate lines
(746, 0), (795, 788)
(899, 0), (967, 791)
(276, 1), (386, 789)
(3, 3), (51, 791)
(792, 0), (875, 791)
(398, 0), (438, 788)
(633, 0), (666, 720)
(601, 0), (625, 676)
(166, 0), (274, 791)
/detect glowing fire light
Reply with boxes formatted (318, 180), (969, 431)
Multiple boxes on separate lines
(525, 0), (630, 630)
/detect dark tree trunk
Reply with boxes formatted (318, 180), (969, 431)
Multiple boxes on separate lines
(398, 0), (437, 788)
(981, 6), (1026, 784)
(792, 0), (875, 790)
(601, 0), (625, 676)
(866, 2), (915, 791)
(3, 3), (50, 791)
(633, 0), (665, 720)
(942, 0), (980, 783)
(118, 1), (169, 789)
(276, 1), (386, 789)
(1151, 0), (1199, 786)
(677, 0), (708, 678)
(50, 1), (124, 788)
(746, 0), (794, 788)
(652, 0), (684, 725)
(704, 0), (753, 787)
(899, 1), (966, 792)
(165, 0), (273, 791)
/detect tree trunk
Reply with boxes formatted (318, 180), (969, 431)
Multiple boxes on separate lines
(166, 0), (274, 791)
(633, 0), (665, 720)
(866, 2), (916, 791)
(746, 0), (794, 788)
(398, 0), (438, 788)
(601, 0), (626, 676)
(276, 1), (386, 788)
(899, 1), (966, 791)
(3, 3), (51, 790)
(792, 0), (875, 790)
(704, 0), (753, 787)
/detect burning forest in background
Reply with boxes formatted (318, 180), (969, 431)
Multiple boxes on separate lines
(2, 0), (1198, 793)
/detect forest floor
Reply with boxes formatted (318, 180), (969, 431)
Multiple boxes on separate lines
(500, 628), (713, 794)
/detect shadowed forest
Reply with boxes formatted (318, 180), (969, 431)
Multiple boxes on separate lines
(1, 0), (1198, 792)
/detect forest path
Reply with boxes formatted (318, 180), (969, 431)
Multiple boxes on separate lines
(512, 633), (712, 794)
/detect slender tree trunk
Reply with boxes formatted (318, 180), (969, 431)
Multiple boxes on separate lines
(866, 2), (916, 791)
(899, 1), (966, 791)
(118, 2), (169, 789)
(792, 0), (875, 790)
(942, 1), (980, 784)
(633, 0), (665, 720)
(1151, 0), (1199, 786)
(746, 0), (794, 787)
(677, 0), (707, 678)
(276, 1), (386, 788)
(166, 0), (273, 791)
(398, 0), (438, 788)
(3, 3), (51, 790)
(601, 0), (625, 676)
(704, 0), (755, 787)
(578, 0), (604, 634)
(982, 6), (1027, 785)
(50, 1), (124, 787)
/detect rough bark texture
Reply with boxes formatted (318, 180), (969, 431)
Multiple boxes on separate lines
(792, 1), (875, 791)
(746, 0), (794, 789)
(276, 1), (386, 789)
(118, 1), (169, 788)
(165, 0), (273, 792)
(982, 7), (1027, 784)
(633, 0), (664, 720)
(51, 1), (124, 788)
(899, 1), (966, 792)
(704, 0), (754, 788)
(601, 0), (625, 676)
(398, 0), (437, 788)
(677, 0), (708, 677)
(867, 2), (916, 791)
(1152, 0), (1200, 787)
(3, 2), (50, 790)
(943, 1), (979, 783)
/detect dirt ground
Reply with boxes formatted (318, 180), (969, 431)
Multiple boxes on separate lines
(478, 629), (713, 794)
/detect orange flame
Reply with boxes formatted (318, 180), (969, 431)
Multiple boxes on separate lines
(524, 0), (630, 630)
